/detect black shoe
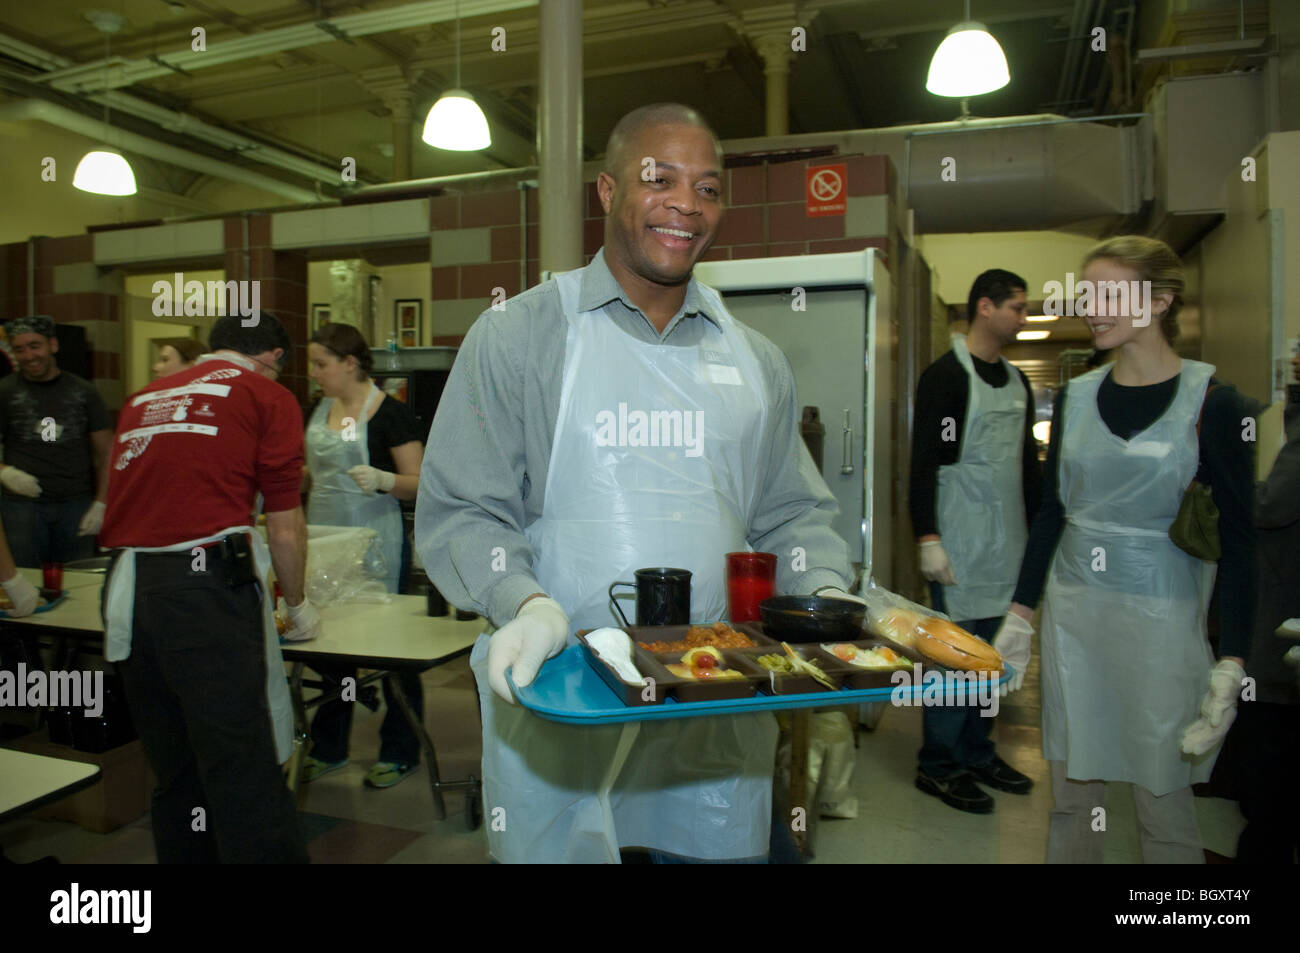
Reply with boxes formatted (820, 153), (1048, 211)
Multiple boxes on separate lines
(915, 770), (994, 814)
(970, 756), (1033, 795)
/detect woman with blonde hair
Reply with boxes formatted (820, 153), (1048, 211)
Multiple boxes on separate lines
(992, 235), (1256, 862)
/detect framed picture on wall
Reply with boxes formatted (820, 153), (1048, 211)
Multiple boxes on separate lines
(311, 303), (331, 333)
(395, 299), (422, 347)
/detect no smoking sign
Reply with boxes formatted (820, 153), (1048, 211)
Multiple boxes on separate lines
(805, 163), (846, 217)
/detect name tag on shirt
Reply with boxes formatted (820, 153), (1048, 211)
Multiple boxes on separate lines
(702, 348), (742, 386)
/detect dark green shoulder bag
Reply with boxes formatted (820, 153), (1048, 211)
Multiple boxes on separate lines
(1169, 384), (1220, 561)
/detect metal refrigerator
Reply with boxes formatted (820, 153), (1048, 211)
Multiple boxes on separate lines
(694, 249), (893, 588)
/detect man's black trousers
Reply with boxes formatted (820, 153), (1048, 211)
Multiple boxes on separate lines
(112, 550), (309, 863)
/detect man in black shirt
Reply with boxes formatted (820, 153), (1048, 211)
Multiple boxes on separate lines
(0, 316), (113, 567)
(908, 269), (1040, 813)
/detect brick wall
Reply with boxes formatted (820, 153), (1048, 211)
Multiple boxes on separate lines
(0, 234), (125, 412)
(223, 214), (309, 408)
(428, 153), (904, 344)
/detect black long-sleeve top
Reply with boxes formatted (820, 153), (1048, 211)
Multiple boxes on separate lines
(909, 348), (1042, 539)
(1011, 373), (1256, 659)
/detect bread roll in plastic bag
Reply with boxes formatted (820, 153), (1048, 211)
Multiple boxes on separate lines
(860, 579), (1002, 671)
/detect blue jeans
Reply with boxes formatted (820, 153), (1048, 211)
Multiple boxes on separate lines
(309, 526), (422, 765)
(917, 582), (999, 779)
(0, 496), (96, 567)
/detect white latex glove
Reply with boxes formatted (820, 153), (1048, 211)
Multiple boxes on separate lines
(488, 595), (569, 703)
(991, 611), (1034, 695)
(1, 572), (40, 617)
(283, 597), (322, 642)
(1180, 659), (1246, 756)
(77, 500), (106, 536)
(918, 539), (957, 586)
(0, 466), (41, 498)
(816, 586), (866, 606)
(347, 465), (395, 494)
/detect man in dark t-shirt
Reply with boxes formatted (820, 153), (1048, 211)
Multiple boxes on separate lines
(0, 315), (114, 566)
(908, 269), (1041, 814)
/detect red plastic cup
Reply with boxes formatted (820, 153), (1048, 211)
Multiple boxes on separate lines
(42, 562), (63, 592)
(726, 552), (777, 623)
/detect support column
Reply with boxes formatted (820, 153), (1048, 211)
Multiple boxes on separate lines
(739, 3), (815, 138)
(389, 92), (413, 182)
(537, 0), (583, 274)
(360, 66), (417, 183)
(754, 34), (792, 137)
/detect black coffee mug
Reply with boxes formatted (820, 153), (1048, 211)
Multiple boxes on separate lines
(608, 568), (692, 627)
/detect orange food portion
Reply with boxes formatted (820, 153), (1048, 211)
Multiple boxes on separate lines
(637, 622), (756, 653)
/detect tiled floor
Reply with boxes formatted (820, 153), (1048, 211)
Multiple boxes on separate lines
(1, 629), (1245, 863)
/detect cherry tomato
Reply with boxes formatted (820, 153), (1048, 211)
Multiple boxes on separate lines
(695, 653), (717, 669)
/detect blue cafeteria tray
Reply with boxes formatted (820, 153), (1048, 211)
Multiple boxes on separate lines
(511, 644), (1013, 725)
(0, 589), (68, 619)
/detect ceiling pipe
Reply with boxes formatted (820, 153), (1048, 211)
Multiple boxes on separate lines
(0, 99), (321, 204)
(26, 0), (539, 91)
(350, 165), (539, 196)
(0, 36), (350, 187)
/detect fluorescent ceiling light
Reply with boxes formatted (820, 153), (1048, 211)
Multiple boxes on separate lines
(421, 90), (491, 151)
(1025, 314), (1058, 322)
(1016, 329), (1051, 341)
(926, 21), (1010, 97)
(73, 148), (137, 195)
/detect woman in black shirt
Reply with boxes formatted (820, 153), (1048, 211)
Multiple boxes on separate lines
(992, 235), (1255, 863)
(300, 323), (426, 789)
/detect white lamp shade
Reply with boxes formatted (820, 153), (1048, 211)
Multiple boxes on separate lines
(926, 21), (1010, 97)
(421, 90), (491, 151)
(73, 149), (137, 195)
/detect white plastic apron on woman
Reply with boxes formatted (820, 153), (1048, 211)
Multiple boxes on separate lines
(1040, 360), (1218, 796)
(935, 334), (1029, 622)
(103, 525), (293, 763)
(469, 268), (780, 863)
(306, 384), (403, 593)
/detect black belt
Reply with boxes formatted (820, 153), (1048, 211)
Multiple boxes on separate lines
(111, 533), (257, 587)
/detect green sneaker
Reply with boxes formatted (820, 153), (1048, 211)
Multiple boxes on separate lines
(364, 761), (419, 789)
(301, 755), (348, 783)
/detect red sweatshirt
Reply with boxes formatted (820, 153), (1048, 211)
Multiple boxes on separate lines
(101, 357), (304, 547)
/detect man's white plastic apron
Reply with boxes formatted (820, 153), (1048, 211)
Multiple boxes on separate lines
(1040, 360), (1219, 796)
(935, 334), (1029, 622)
(103, 524), (294, 764)
(469, 268), (780, 863)
(306, 384), (403, 593)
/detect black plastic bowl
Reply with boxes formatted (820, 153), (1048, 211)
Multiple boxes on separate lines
(759, 595), (865, 644)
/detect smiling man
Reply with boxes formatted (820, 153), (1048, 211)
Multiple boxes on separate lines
(416, 103), (856, 863)
(0, 315), (113, 568)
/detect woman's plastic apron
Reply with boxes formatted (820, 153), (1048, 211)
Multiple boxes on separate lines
(935, 334), (1029, 622)
(469, 269), (780, 863)
(306, 384), (403, 593)
(1040, 360), (1219, 795)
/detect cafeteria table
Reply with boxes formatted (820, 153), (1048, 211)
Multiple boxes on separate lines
(0, 578), (487, 829)
(0, 749), (101, 823)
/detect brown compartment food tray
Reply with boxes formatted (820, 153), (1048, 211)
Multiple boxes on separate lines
(578, 623), (776, 704)
(812, 639), (927, 690)
(734, 643), (846, 694)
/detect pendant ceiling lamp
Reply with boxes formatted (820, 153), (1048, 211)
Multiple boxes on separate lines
(422, 0), (491, 151)
(75, 14), (137, 196)
(73, 149), (137, 195)
(925, 1), (1010, 98)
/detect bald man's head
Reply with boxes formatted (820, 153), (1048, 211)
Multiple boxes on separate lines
(602, 103), (724, 179)
(595, 104), (726, 290)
